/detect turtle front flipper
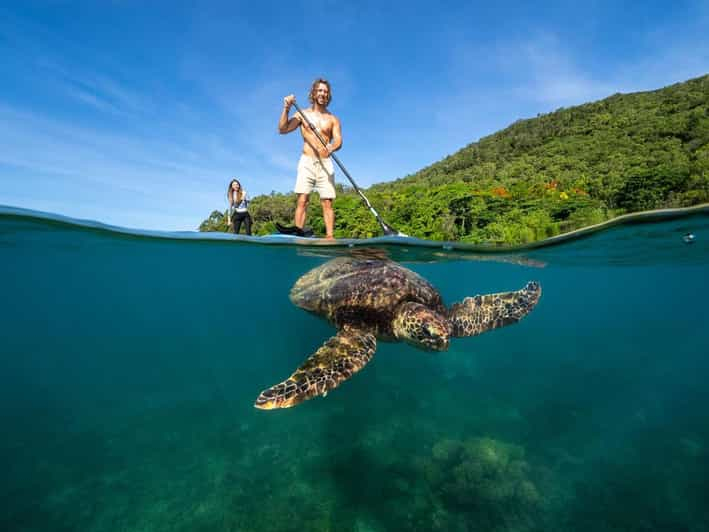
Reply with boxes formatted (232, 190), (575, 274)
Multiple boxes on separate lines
(254, 326), (376, 410)
(447, 281), (541, 337)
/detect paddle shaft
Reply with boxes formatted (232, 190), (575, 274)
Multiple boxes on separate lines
(291, 102), (400, 236)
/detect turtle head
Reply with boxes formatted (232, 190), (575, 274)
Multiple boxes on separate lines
(393, 302), (450, 351)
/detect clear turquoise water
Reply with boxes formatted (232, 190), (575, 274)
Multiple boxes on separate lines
(2, 206), (708, 532)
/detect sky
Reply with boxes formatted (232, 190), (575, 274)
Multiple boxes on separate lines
(1, 0), (708, 231)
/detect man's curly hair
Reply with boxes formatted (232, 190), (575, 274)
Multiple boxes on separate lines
(309, 78), (332, 105)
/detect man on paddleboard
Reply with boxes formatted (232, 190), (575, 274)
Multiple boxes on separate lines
(278, 78), (342, 240)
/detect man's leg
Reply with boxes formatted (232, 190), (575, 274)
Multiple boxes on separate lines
(295, 193), (309, 229)
(321, 198), (334, 239)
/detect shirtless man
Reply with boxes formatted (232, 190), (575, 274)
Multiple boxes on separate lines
(278, 78), (342, 239)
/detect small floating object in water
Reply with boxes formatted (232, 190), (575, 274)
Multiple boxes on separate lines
(682, 232), (696, 244)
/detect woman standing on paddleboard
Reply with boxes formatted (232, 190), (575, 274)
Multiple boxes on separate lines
(227, 178), (252, 235)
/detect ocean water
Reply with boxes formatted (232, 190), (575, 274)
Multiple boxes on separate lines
(2, 205), (708, 532)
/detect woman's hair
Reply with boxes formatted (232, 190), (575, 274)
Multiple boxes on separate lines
(227, 179), (245, 205)
(308, 78), (332, 105)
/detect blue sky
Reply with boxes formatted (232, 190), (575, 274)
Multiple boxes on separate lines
(1, 0), (708, 230)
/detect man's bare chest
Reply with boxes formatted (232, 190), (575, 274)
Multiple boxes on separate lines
(302, 111), (333, 134)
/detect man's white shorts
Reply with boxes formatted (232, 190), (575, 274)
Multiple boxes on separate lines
(294, 155), (336, 199)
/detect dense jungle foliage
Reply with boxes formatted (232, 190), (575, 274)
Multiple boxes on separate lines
(200, 75), (709, 244)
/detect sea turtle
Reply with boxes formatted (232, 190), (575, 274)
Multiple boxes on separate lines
(254, 257), (541, 409)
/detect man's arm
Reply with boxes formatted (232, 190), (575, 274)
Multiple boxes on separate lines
(278, 95), (301, 134)
(312, 115), (342, 157)
(312, 115), (342, 158)
(329, 116), (342, 153)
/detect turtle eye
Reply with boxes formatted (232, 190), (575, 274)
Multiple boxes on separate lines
(419, 327), (433, 339)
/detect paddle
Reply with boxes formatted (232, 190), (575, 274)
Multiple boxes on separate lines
(292, 101), (403, 237)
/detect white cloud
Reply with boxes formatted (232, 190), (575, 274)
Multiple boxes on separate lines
(0, 104), (240, 230)
(497, 33), (612, 107)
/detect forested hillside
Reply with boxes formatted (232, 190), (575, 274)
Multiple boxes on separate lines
(200, 75), (709, 244)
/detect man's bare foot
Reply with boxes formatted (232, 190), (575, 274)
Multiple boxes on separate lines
(324, 235), (336, 241)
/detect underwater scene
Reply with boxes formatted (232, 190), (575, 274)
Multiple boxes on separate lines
(2, 205), (709, 532)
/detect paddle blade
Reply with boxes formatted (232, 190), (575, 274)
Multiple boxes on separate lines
(381, 221), (405, 237)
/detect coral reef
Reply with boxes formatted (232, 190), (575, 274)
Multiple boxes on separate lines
(421, 437), (544, 531)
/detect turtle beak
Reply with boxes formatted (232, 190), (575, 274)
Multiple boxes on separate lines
(423, 322), (450, 351)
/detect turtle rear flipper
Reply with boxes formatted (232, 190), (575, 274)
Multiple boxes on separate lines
(254, 326), (376, 410)
(447, 281), (541, 337)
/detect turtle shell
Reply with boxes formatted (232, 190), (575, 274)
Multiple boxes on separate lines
(289, 257), (443, 335)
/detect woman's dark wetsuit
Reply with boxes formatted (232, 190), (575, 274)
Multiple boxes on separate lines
(232, 211), (252, 235)
(230, 194), (252, 235)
